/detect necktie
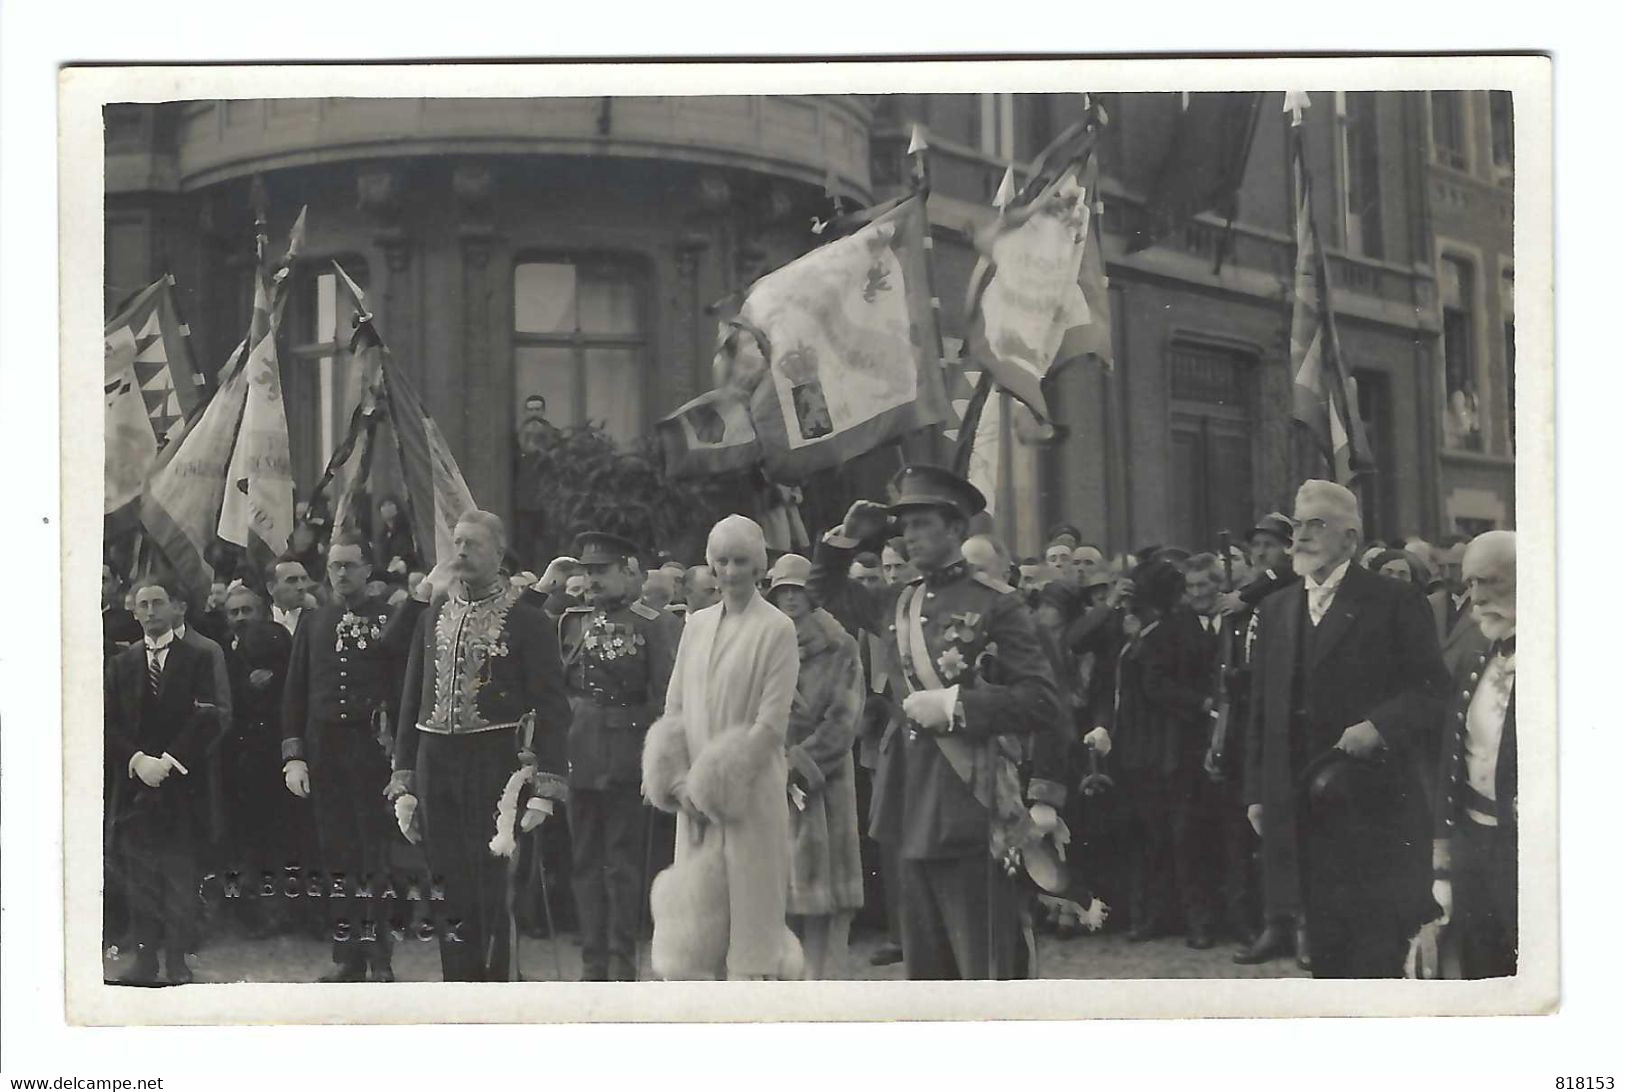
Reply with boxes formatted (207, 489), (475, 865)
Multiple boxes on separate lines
(148, 648), (163, 697)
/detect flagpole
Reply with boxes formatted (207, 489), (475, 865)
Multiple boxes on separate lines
(905, 123), (955, 470)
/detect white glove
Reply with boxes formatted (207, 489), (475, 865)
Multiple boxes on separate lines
(1028, 803), (1069, 860)
(538, 556), (579, 593)
(1432, 878), (1453, 924)
(1405, 920), (1444, 979)
(129, 752), (170, 789)
(902, 687), (958, 731)
(1247, 803), (1264, 837)
(417, 561), (458, 602)
(520, 797), (553, 832)
(394, 793), (421, 844)
(284, 759), (310, 798)
(1083, 726), (1111, 756)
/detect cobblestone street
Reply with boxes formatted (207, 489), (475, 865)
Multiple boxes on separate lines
(105, 918), (1308, 984)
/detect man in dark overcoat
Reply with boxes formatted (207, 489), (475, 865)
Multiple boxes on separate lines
(1244, 480), (1448, 978)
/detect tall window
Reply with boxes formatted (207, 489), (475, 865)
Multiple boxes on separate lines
(512, 256), (645, 442)
(1168, 343), (1255, 551)
(285, 258), (369, 490)
(1489, 91), (1515, 174)
(1440, 256), (1483, 452)
(1338, 92), (1385, 259)
(1431, 91), (1469, 171)
(924, 95), (981, 148)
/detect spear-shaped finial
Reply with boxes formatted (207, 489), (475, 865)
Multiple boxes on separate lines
(993, 165), (1016, 211)
(908, 123), (930, 190)
(1284, 91), (1311, 128)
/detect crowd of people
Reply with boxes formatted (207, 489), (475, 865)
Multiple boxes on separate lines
(101, 466), (1517, 986)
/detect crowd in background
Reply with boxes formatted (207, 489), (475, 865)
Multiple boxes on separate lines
(101, 477), (1510, 984)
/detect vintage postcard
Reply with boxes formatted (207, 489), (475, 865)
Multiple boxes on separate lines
(59, 55), (1554, 1024)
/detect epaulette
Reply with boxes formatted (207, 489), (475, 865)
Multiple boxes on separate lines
(973, 571), (1016, 594)
(629, 601), (661, 621)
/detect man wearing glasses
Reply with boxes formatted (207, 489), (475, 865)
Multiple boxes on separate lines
(1243, 480), (1449, 978)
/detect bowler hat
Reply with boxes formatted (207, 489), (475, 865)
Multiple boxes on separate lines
(573, 531), (640, 567)
(1299, 749), (1399, 831)
(887, 464), (986, 521)
(1130, 559), (1186, 613)
(765, 553), (812, 594)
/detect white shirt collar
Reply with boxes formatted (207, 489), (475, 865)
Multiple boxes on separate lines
(1302, 559), (1351, 593)
(145, 630), (175, 653)
(172, 623), (188, 640)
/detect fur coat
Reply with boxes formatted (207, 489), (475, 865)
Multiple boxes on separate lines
(785, 608), (865, 917)
(641, 589), (802, 979)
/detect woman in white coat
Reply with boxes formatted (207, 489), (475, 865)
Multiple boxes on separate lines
(641, 515), (802, 980)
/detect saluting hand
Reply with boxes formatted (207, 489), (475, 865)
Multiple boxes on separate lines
(840, 499), (891, 543)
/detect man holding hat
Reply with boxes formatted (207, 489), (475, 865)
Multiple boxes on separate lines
(556, 531), (677, 981)
(809, 465), (1066, 980)
(1244, 481), (1448, 978)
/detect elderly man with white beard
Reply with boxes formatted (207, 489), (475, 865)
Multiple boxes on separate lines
(1244, 480), (1449, 978)
(1407, 530), (1518, 980)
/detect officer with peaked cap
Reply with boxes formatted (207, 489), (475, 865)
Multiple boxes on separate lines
(557, 531), (678, 980)
(808, 465), (1066, 979)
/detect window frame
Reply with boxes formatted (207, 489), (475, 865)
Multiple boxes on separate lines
(510, 252), (650, 440)
(1429, 90), (1471, 173)
(284, 255), (371, 490)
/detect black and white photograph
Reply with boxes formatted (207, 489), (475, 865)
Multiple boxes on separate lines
(44, 55), (1557, 1031)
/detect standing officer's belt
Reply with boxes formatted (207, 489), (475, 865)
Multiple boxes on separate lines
(416, 720), (522, 736)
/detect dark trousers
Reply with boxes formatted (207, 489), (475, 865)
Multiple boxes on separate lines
(1300, 822), (1411, 979)
(1454, 820), (1517, 979)
(115, 801), (199, 964)
(1123, 769), (1214, 934)
(311, 725), (396, 970)
(898, 853), (1025, 980)
(417, 730), (522, 982)
(567, 784), (647, 981)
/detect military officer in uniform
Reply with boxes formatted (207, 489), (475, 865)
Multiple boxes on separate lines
(282, 533), (401, 982)
(388, 511), (572, 982)
(554, 532), (678, 981)
(809, 465), (1067, 980)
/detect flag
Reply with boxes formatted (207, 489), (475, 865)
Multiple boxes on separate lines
(661, 194), (950, 480)
(315, 261), (476, 567)
(104, 326), (157, 514)
(1288, 136), (1374, 485)
(104, 275), (203, 443)
(137, 342), (250, 601)
(962, 136), (1109, 422)
(940, 350), (1001, 518)
(217, 278), (295, 556)
(1128, 92), (1264, 252)
(217, 208), (306, 559)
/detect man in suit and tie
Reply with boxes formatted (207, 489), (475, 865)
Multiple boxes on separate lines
(1408, 530), (1518, 980)
(267, 557), (313, 638)
(1244, 480), (1449, 978)
(105, 577), (220, 985)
